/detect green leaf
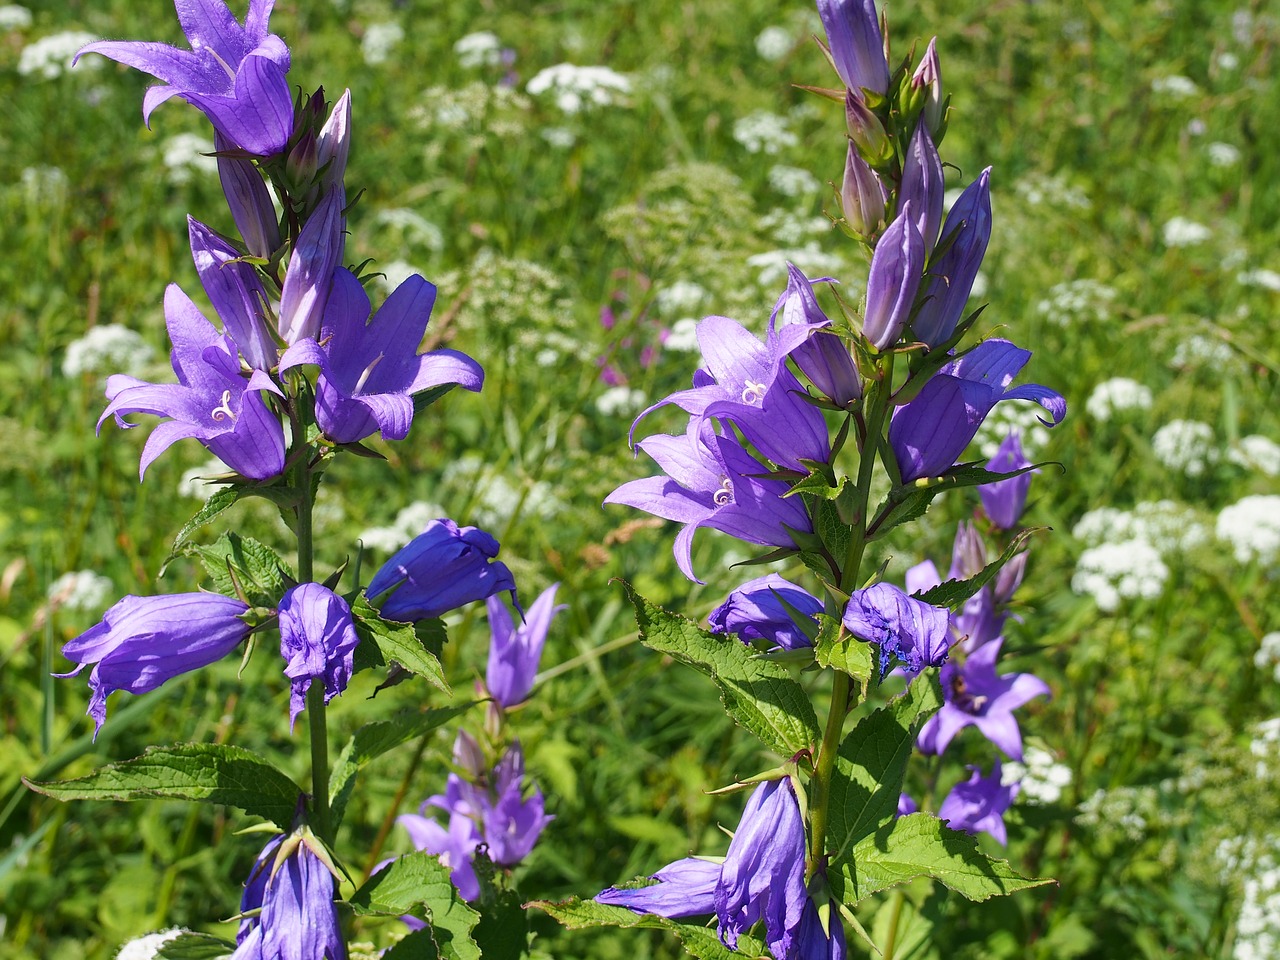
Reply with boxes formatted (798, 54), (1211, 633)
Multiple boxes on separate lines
(786, 469), (842, 501)
(621, 582), (820, 757)
(350, 852), (480, 960)
(528, 897), (767, 959)
(812, 615), (874, 684)
(836, 813), (1053, 905)
(350, 594), (450, 695)
(328, 703), (476, 828)
(914, 527), (1043, 610)
(189, 532), (289, 607)
(24, 743), (301, 830)
(809, 499), (851, 562)
(154, 932), (236, 960)
(413, 383), (457, 415)
(168, 486), (243, 560)
(827, 674), (943, 873)
(867, 487), (940, 542)
(383, 928), (444, 959)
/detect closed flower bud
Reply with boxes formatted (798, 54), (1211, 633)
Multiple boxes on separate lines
(844, 90), (892, 165)
(840, 141), (887, 237)
(486, 583), (565, 708)
(771, 263), (863, 406)
(898, 123), (944, 255)
(980, 431), (1034, 530)
(911, 168), (992, 348)
(816, 0), (889, 98)
(911, 37), (944, 140)
(215, 132), (281, 260)
(188, 216), (276, 372)
(862, 203), (925, 350)
(278, 185), (345, 344)
(708, 574), (822, 651)
(315, 89), (352, 193)
(284, 128), (318, 192)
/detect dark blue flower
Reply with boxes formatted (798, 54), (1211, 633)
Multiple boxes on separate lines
(595, 857), (721, 918)
(980, 431), (1034, 530)
(815, 0), (889, 97)
(862, 203), (925, 350)
(910, 170), (992, 347)
(938, 762), (1018, 845)
(232, 830), (343, 959)
(843, 582), (951, 677)
(708, 574), (822, 651)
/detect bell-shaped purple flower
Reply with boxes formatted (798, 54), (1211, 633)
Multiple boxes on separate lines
(481, 742), (555, 865)
(216, 132), (281, 259)
(188, 216), (276, 371)
(889, 338), (1066, 483)
(917, 638), (1050, 761)
(843, 582), (951, 677)
(794, 897), (848, 960)
(816, 0), (889, 97)
(596, 857), (721, 917)
(839, 143), (887, 238)
(980, 431), (1034, 530)
(863, 204), (925, 350)
(277, 185), (345, 345)
(279, 267), (483, 444)
(99, 284), (285, 480)
(486, 583), (564, 708)
(606, 418), (813, 583)
(898, 124), (944, 255)
(770, 263), (862, 406)
(278, 583), (360, 731)
(911, 169), (992, 348)
(77, 0), (294, 157)
(232, 831), (343, 960)
(708, 574), (822, 651)
(938, 762), (1018, 845)
(367, 518), (517, 622)
(57, 593), (250, 735)
(398, 810), (482, 901)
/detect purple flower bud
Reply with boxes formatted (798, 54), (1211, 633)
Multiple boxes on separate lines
(994, 551), (1028, 605)
(863, 204), (925, 350)
(816, 0), (889, 97)
(898, 124), (944, 255)
(188, 216), (276, 371)
(278, 583), (360, 731)
(911, 37), (944, 139)
(215, 132), (281, 259)
(486, 583), (565, 708)
(948, 521), (987, 581)
(451, 729), (488, 781)
(708, 574), (822, 651)
(771, 264), (863, 406)
(367, 519), (517, 622)
(844, 90), (891, 162)
(57, 593), (249, 736)
(938, 762), (1018, 845)
(794, 897), (848, 960)
(911, 169), (992, 348)
(278, 185), (345, 345)
(315, 89), (352, 192)
(596, 857), (721, 917)
(980, 431), (1034, 530)
(234, 830), (343, 960)
(897, 793), (918, 817)
(840, 141), (887, 237)
(284, 128), (319, 187)
(843, 582), (951, 677)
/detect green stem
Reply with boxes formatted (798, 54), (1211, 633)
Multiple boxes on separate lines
(881, 888), (906, 960)
(806, 670), (850, 883)
(295, 445), (332, 844)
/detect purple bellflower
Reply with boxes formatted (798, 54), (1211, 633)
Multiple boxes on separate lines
(889, 338), (1066, 483)
(908, 523), (1024, 651)
(367, 518), (517, 622)
(58, 593), (249, 736)
(188, 216), (276, 372)
(938, 762), (1018, 845)
(279, 267), (483, 444)
(840, 143), (887, 238)
(917, 638), (1050, 761)
(277, 583), (359, 731)
(898, 124), (944, 255)
(843, 582), (951, 677)
(216, 131), (281, 259)
(596, 857), (721, 917)
(911, 37), (944, 139)
(486, 583), (565, 708)
(771, 263), (862, 407)
(479, 742), (555, 866)
(980, 430), (1034, 530)
(708, 574), (822, 651)
(897, 793), (918, 817)
(605, 417), (813, 583)
(277, 185), (345, 345)
(910, 169), (992, 348)
(77, 0), (294, 157)
(863, 203), (925, 350)
(232, 830), (343, 960)
(816, 0), (889, 98)
(794, 897), (848, 960)
(398, 809), (483, 901)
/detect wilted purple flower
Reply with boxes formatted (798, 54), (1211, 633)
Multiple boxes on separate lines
(605, 418), (813, 583)
(188, 216), (276, 371)
(794, 897), (848, 960)
(77, 0), (294, 157)
(863, 204), (925, 350)
(100, 285), (285, 480)
(816, 0), (889, 97)
(279, 268), (483, 443)
(486, 583), (565, 708)
(771, 263), (862, 406)
(980, 431), (1034, 530)
(596, 857), (721, 917)
(910, 169), (992, 348)
(911, 38), (944, 139)
(917, 638), (1050, 761)
(216, 131), (281, 259)
(277, 185), (345, 345)
(398, 810), (482, 901)
(708, 574), (822, 651)
(278, 583), (359, 731)
(367, 519), (517, 622)
(888, 338), (1066, 483)
(839, 143), (887, 238)
(938, 762), (1018, 845)
(57, 593), (249, 735)
(898, 124), (944, 255)
(233, 830), (342, 960)
(843, 582), (951, 677)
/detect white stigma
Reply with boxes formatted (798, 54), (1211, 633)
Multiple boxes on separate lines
(210, 389), (235, 422)
(740, 378), (767, 405)
(713, 478), (733, 506)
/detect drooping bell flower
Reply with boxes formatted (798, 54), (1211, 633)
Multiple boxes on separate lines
(232, 829), (343, 960)
(279, 267), (483, 444)
(898, 124), (944, 255)
(188, 216), (276, 372)
(839, 143), (886, 238)
(888, 338), (1066, 482)
(215, 131), (281, 260)
(708, 574), (822, 651)
(486, 583), (565, 708)
(911, 169), (992, 347)
(793, 897), (848, 960)
(76, 0), (294, 157)
(770, 263), (862, 406)
(277, 583), (360, 730)
(862, 203), (925, 350)
(938, 762), (1018, 845)
(98, 284), (286, 480)
(277, 185), (345, 345)
(980, 431), (1034, 530)
(57, 592), (250, 735)
(843, 582), (951, 677)
(595, 857), (721, 917)
(367, 519), (517, 622)
(816, 0), (889, 98)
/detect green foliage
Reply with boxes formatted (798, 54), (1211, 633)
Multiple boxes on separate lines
(189, 532), (290, 608)
(351, 853), (481, 960)
(530, 897), (769, 959)
(350, 594), (450, 695)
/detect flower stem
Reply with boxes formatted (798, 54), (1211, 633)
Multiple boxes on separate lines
(296, 454), (332, 843)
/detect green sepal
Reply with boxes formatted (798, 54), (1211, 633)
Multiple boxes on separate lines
(914, 526), (1044, 610)
(413, 383), (459, 416)
(350, 593), (450, 695)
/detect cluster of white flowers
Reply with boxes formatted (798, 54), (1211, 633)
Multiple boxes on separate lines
(973, 401), (1052, 460)
(1035, 278), (1117, 326)
(732, 111), (798, 155)
(1002, 746), (1073, 804)
(595, 385), (647, 417)
(1075, 785), (1157, 841)
(1013, 172), (1090, 210)
(1208, 141), (1242, 167)
(1255, 633), (1280, 683)
(357, 501), (449, 555)
(1150, 74), (1200, 98)
(1229, 435), (1280, 477)
(1151, 419), (1218, 477)
(1216, 495), (1280, 566)
(372, 209), (444, 253)
(115, 929), (188, 960)
(1071, 539), (1169, 612)
(63, 324), (155, 378)
(0, 5), (31, 31)
(1072, 500), (1208, 555)
(454, 31), (503, 69)
(18, 30), (98, 78)
(760, 208), (829, 245)
(526, 64), (631, 113)
(755, 25), (794, 61)
(413, 82), (531, 132)
(361, 22), (404, 65)
(47, 570), (114, 613)
(442, 455), (563, 531)
(654, 280), (708, 316)
(767, 164), (821, 198)
(161, 132), (217, 185)
(746, 244), (842, 289)
(1238, 268), (1280, 291)
(1162, 216), (1213, 247)
(1085, 377), (1153, 421)
(1252, 718), (1280, 777)
(664, 317), (700, 352)
(1170, 332), (1235, 369)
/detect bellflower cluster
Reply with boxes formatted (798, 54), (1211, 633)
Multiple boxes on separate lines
(232, 830), (342, 960)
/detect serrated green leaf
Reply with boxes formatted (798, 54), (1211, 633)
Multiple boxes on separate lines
(812, 615), (874, 684)
(528, 897), (768, 959)
(328, 703), (475, 828)
(24, 743), (301, 829)
(786, 469), (842, 501)
(837, 813), (1052, 904)
(867, 487), (940, 542)
(914, 527), (1042, 610)
(350, 852), (480, 960)
(827, 675), (943, 872)
(473, 886), (529, 960)
(383, 928), (443, 959)
(154, 932), (236, 960)
(810, 499), (851, 561)
(168, 486), (242, 560)
(621, 582), (820, 757)
(350, 594), (450, 695)
(189, 532), (289, 607)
